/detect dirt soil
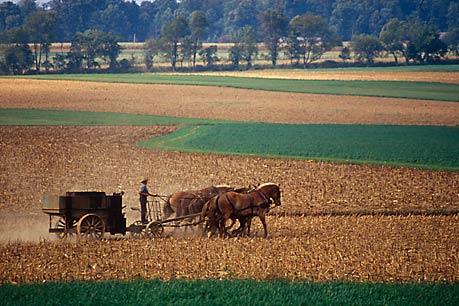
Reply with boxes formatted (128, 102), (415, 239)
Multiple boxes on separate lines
(1, 79), (458, 126)
(197, 70), (459, 84)
(1, 78), (458, 283)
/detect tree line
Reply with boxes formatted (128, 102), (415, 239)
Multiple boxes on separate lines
(0, 0), (458, 74)
(1, 0), (457, 42)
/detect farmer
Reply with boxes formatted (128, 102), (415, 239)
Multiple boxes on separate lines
(139, 178), (154, 224)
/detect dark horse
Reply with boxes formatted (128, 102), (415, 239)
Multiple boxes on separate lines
(162, 185), (234, 220)
(202, 183), (281, 238)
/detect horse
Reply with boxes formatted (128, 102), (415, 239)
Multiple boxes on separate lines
(162, 185), (234, 220)
(201, 183), (281, 238)
(177, 186), (254, 218)
(172, 186), (255, 238)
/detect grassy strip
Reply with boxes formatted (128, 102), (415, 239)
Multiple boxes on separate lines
(140, 123), (459, 171)
(0, 108), (223, 126)
(2, 109), (457, 170)
(11, 73), (459, 102)
(1, 279), (458, 306)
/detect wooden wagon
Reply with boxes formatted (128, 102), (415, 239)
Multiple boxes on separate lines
(42, 191), (200, 240)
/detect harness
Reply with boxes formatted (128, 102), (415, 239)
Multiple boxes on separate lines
(226, 190), (272, 216)
(214, 195), (222, 215)
(255, 189), (272, 208)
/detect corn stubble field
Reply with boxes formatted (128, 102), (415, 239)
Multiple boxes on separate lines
(2, 215), (459, 283)
(1, 71), (459, 284)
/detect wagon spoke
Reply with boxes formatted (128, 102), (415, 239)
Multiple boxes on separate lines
(145, 221), (164, 238)
(77, 214), (105, 240)
(56, 217), (77, 240)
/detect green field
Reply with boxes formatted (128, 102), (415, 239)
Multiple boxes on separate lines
(1, 279), (458, 306)
(0, 108), (220, 126)
(1, 109), (458, 170)
(11, 73), (459, 102)
(140, 123), (459, 170)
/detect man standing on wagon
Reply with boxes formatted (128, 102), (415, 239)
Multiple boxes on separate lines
(139, 178), (154, 224)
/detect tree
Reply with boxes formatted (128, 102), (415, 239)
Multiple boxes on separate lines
(179, 36), (193, 68)
(189, 10), (208, 70)
(283, 30), (301, 66)
(339, 46), (351, 62)
(0, 1), (22, 32)
(48, 0), (109, 42)
(330, 0), (361, 40)
(350, 34), (384, 65)
(442, 29), (459, 57)
(199, 45), (219, 68)
(0, 26), (29, 44)
(3, 43), (34, 74)
(18, 0), (38, 20)
(288, 14), (338, 68)
(69, 29), (121, 71)
(379, 18), (405, 65)
(224, 0), (259, 36)
(144, 38), (159, 71)
(447, 1), (459, 31)
(160, 16), (189, 71)
(204, 1), (225, 41)
(228, 44), (242, 68)
(97, 31), (122, 70)
(259, 8), (288, 67)
(405, 17), (448, 63)
(232, 25), (257, 69)
(24, 10), (57, 73)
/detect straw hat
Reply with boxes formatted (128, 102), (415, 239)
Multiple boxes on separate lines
(140, 177), (148, 183)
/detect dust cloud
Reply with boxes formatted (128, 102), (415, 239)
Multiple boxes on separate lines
(0, 212), (52, 242)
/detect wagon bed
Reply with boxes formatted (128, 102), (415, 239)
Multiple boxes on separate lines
(42, 191), (126, 239)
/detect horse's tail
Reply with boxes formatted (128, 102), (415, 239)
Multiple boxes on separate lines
(163, 195), (174, 219)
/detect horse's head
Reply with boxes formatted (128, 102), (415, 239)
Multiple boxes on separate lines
(257, 183), (281, 206)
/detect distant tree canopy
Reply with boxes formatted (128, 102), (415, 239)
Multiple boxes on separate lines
(0, 0), (458, 74)
(68, 29), (121, 71)
(0, 0), (457, 42)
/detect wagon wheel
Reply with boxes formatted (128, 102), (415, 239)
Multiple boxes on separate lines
(56, 217), (77, 240)
(145, 221), (164, 238)
(129, 221), (146, 239)
(77, 214), (105, 240)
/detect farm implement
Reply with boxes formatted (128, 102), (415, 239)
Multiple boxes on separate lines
(42, 191), (202, 240)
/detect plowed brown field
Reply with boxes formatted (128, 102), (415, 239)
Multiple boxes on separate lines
(2, 79), (459, 126)
(1, 77), (458, 283)
(195, 69), (459, 84)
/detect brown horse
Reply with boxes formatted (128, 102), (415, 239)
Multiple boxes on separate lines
(162, 185), (234, 220)
(202, 183), (281, 238)
(181, 186), (254, 216)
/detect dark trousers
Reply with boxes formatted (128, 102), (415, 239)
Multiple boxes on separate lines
(140, 200), (147, 223)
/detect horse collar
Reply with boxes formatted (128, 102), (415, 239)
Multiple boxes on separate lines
(256, 189), (272, 205)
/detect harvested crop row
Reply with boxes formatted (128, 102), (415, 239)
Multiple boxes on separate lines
(196, 70), (459, 84)
(1, 126), (458, 220)
(2, 79), (458, 126)
(1, 215), (458, 284)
